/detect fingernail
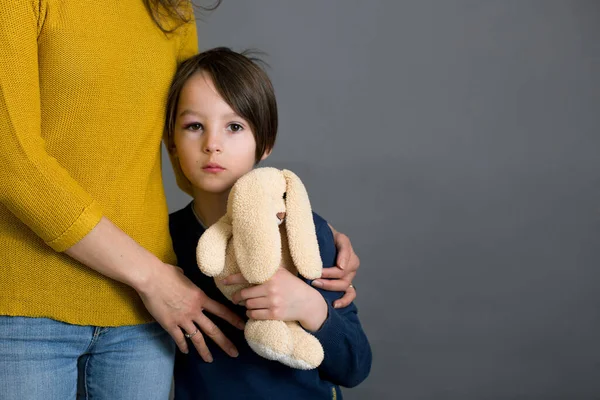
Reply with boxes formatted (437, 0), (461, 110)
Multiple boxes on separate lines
(230, 348), (239, 357)
(333, 302), (340, 309)
(237, 321), (246, 330)
(311, 280), (323, 288)
(221, 279), (229, 285)
(206, 355), (213, 363)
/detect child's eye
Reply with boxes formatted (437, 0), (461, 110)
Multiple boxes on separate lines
(227, 123), (244, 132)
(185, 123), (203, 131)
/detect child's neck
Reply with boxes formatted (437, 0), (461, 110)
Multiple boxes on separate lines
(191, 189), (229, 228)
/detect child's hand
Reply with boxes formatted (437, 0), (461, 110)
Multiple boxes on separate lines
(224, 269), (329, 332)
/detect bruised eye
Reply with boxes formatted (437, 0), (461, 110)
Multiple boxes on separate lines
(227, 123), (244, 132)
(283, 192), (287, 200)
(185, 123), (203, 131)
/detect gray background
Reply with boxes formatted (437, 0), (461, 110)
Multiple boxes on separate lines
(162, 1), (600, 399)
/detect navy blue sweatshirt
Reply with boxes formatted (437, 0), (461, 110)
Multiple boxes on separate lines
(170, 203), (371, 400)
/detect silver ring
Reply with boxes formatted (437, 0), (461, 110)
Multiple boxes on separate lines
(184, 329), (199, 339)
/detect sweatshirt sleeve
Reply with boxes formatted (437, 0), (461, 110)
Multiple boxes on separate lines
(0, 0), (103, 252)
(305, 213), (372, 388)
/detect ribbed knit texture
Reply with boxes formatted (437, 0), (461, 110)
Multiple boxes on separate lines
(0, 0), (198, 326)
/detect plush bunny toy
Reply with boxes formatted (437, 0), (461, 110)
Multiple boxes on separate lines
(196, 167), (324, 370)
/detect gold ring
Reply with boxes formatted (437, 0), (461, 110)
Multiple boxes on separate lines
(184, 329), (199, 339)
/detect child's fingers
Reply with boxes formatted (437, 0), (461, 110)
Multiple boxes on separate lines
(246, 308), (273, 320)
(244, 296), (270, 310)
(231, 284), (266, 305)
(221, 273), (248, 285)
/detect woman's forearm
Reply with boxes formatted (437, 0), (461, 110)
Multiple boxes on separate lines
(64, 216), (160, 293)
(65, 216), (243, 358)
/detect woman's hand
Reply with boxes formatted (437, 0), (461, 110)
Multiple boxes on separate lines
(64, 217), (244, 362)
(225, 269), (328, 332)
(310, 225), (359, 308)
(136, 262), (245, 362)
(64, 217), (243, 362)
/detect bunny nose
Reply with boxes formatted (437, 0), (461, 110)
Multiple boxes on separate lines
(276, 212), (286, 221)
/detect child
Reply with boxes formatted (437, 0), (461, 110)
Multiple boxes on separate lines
(165, 47), (372, 400)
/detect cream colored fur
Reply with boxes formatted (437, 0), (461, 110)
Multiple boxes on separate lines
(196, 167), (324, 369)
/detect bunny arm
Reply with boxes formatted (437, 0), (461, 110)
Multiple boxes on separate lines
(196, 215), (232, 277)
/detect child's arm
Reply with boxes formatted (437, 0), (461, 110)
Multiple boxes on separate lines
(307, 218), (372, 388)
(226, 214), (372, 387)
(308, 285), (372, 387)
(229, 266), (371, 387)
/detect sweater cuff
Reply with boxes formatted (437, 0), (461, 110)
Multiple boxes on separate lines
(310, 300), (346, 351)
(46, 200), (103, 252)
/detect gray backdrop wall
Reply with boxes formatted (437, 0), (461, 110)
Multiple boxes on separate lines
(162, 1), (600, 398)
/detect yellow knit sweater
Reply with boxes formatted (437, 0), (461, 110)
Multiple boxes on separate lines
(0, 0), (198, 326)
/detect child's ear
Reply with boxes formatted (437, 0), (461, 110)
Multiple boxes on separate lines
(260, 147), (272, 161)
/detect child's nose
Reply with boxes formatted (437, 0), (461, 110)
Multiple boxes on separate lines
(203, 131), (222, 153)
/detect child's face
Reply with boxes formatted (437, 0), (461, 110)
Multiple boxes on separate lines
(173, 71), (269, 195)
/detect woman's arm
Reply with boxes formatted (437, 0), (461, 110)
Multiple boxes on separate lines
(66, 217), (243, 361)
(0, 0), (103, 250)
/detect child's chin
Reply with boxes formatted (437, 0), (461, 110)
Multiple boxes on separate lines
(195, 182), (233, 195)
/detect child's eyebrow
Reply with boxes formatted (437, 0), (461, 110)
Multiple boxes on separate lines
(223, 112), (243, 120)
(178, 109), (202, 118)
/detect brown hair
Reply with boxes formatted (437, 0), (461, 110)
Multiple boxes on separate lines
(165, 47), (278, 164)
(143, 0), (221, 33)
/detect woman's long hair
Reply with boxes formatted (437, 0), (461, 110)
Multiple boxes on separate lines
(143, 0), (221, 32)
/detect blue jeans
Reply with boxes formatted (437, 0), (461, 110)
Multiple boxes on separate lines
(0, 316), (175, 399)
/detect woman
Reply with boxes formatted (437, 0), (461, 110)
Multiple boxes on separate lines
(0, 1), (359, 398)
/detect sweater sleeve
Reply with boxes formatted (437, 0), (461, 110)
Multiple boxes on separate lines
(306, 213), (372, 388)
(177, 9), (198, 63)
(0, 0), (103, 251)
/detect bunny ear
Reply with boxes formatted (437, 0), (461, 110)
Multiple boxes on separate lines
(231, 169), (282, 284)
(282, 170), (322, 279)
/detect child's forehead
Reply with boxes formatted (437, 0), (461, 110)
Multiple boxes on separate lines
(178, 74), (237, 116)
(181, 71), (220, 97)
